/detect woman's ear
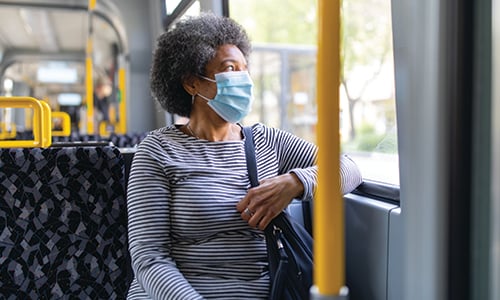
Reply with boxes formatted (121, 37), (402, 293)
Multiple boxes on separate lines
(182, 75), (198, 96)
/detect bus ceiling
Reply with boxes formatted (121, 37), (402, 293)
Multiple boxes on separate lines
(0, 0), (129, 87)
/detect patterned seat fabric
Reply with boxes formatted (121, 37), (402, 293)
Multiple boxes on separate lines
(0, 146), (131, 299)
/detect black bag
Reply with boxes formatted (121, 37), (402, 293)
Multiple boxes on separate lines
(243, 126), (313, 300)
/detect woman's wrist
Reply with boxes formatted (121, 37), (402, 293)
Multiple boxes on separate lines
(288, 172), (305, 199)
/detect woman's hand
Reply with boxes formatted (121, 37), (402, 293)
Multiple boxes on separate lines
(236, 173), (304, 230)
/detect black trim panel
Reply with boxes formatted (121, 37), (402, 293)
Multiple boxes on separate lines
(352, 180), (400, 204)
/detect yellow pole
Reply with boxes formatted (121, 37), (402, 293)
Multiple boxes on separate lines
(314, 0), (345, 298)
(86, 0), (95, 134)
(117, 67), (127, 134)
(86, 47), (94, 134)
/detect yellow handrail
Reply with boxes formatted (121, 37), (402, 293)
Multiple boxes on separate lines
(99, 120), (113, 137)
(0, 97), (52, 148)
(39, 100), (52, 147)
(52, 111), (71, 137)
(313, 0), (347, 299)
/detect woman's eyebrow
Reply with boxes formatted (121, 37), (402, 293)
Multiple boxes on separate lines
(219, 58), (246, 66)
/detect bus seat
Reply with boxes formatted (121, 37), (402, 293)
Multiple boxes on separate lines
(50, 132), (147, 148)
(0, 146), (131, 299)
(286, 199), (313, 236)
(119, 147), (137, 191)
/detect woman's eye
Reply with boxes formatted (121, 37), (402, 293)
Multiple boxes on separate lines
(225, 65), (235, 71)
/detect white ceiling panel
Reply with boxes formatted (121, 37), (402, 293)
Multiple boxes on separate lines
(0, 7), (38, 50)
(0, 2), (123, 96)
(51, 10), (87, 51)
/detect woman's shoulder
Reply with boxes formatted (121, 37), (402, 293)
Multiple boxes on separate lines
(137, 125), (185, 148)
(144, 125), (182, 139)
(246, 122), (281, 139)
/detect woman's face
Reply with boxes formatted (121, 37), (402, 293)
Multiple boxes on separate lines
(197, 44), (248, 98)
(205, 44), (248, 76)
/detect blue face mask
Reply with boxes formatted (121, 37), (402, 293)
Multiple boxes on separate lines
(197, 71), (254, 123)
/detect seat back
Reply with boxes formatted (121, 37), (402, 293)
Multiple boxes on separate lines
(0, 146), (131, 299)
(286, 199), (313, 236)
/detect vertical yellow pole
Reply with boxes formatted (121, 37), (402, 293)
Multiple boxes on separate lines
(86, 0), (96, 134)
(312, 0), (347, 299)
(86, 45), (94, 134)
(117, 67), (127, 134)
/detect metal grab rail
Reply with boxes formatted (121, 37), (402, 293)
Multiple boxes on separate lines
(116, 67), (127, 134)
(0, 97), (52, 148)
(99, 67), (128, 137)
(311, 0), (347, 299)
(39, 100), (52, 147)
(51, 111), (71, 137)
(86, 0), (96, 134)
(99, 121), (113, 138)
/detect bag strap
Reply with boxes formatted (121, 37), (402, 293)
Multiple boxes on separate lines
(243, 126), (259, 187)
(244, 127), (314, 300)
(243, 126), (312, 229)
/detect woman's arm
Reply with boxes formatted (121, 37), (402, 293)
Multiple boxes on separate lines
(339, 154), (363, 195)
(271, 127), (362, 196)
(237, 125), (363, 230)
(127, 136), (203, 300)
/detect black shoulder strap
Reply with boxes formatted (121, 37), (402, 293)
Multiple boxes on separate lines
(243, 126), (259, 188)
(243, 126), (313, 235)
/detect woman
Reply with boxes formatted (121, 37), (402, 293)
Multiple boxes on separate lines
(127, 13), (362, 299)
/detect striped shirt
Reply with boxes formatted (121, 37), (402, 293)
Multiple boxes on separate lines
(126, 123), (362, 299)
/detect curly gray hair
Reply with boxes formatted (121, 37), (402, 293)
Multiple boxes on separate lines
(150, 13), (252, 117)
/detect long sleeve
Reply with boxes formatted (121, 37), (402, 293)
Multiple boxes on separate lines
(339, 154), (363, 194)
(127, 126), (270, 299)
(127, 136), (203, 300)
(252, 124), (362, 201)
(126, 124), (362, 299)
(252, 124), (317, 201)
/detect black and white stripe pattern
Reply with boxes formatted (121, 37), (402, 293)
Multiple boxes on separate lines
(126, 123), (361, 299)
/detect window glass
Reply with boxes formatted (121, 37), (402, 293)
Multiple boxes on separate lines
(230, 0), (399, 185)
(165, 0), (200, 16)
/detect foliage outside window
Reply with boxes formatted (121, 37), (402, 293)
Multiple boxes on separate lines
(233, 0), (399, 185)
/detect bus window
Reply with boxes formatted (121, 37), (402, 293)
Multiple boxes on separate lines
(230, 0), (398, 186)
(340, 0), (397, 185)
(165, 0), (184, 14)
(165, 0), (201, 16)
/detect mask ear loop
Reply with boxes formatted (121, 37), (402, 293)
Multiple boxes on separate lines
(195, 75), (217, 101)
(199, 75), (216, 83)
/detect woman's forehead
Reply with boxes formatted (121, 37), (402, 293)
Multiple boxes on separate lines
(206, 45), (247, 68)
